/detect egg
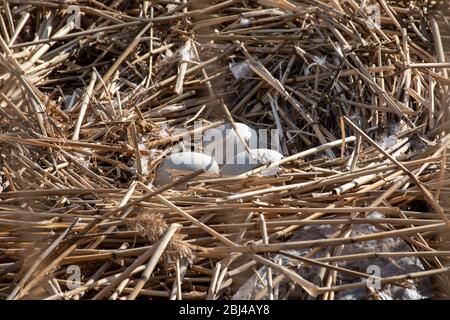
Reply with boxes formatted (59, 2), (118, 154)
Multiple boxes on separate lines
(202, 122), (257, 165)
(221, 148), (283, 177)
(154, 152), (219, 186)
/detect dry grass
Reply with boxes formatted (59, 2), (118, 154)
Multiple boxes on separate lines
(0, 0), (449, 300)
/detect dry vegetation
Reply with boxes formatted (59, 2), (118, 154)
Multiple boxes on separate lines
(0, 0), (450, 300)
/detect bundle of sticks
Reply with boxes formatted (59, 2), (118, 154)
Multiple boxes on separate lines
(0, 0), (449, 300)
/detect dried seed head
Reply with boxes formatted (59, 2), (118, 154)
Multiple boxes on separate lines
(163, 234), (195, 265)
(128, 211), (168, 242)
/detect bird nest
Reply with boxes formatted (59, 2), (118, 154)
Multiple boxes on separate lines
(0, 0), (449, 300)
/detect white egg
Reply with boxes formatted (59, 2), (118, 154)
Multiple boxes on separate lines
(154, 152), (219, 186)
(202, 122), (257, 165)
(221, 148), (283, 177)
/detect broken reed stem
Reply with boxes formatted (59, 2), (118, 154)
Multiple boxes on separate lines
(72, 71), (97, 140)
(259, 214), (274, 300)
